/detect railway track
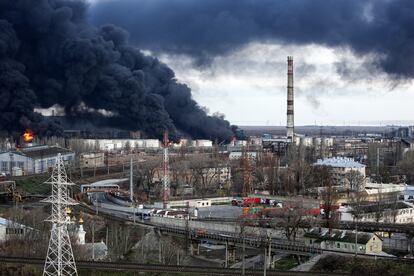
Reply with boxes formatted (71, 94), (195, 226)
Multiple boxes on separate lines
(79, 203), (414, 260)
(196, 217), (414, 234)
(0, 255), (348, 275)
(156, 225), (322, 255)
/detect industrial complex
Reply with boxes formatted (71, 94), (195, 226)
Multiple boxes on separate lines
(1, 54), (414, 275)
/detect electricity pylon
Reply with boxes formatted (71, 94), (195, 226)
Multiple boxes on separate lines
(163, 131), (170, 208)
(43, 153), (78, 276)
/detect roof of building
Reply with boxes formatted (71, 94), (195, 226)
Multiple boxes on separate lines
(20, 145), (73, 159)
(0, 217), (28, 228)
(353, 201), (412, 213)
(402, 138), (414, 146)
(88, 178), (128, 187)
(304, 227), (378, 244)
(314, 157), (365, 168)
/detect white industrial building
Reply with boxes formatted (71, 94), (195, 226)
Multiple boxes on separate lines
(292, 136), (334, 148)
(191, 140), (213, 148)
(0, 217), (32, 242)
(229, 151), (257, 160)
(79, 152), (105, 168)
(340, 201), (414, 224)
(82, 139), (213, 151)
(82, 139), (160, 151)
(314, 157), (366, 185)
(0, 145), (75, 175)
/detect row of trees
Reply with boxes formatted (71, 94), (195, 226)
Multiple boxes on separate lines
(132, 154), (232, 201)
(130, 145), (373, 200)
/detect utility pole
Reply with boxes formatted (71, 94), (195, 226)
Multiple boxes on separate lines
(93, 155), (96, 179)
(106, 152), (110, 175)
(242, 139), (252, 197)
(268, 235), (272, 269)
(92, 221), (95, 261)
(43, 153), (78, 276)
(241, 219), (246, 276)
(130, 157), (134, 202)
(106, 226), (109, 248)
(355, 221), (358, 257)
(242, 232), (246, 276)
(376, 147), (381, 182)
(225, 241), (228, 268)
(133, 203), (136, 223)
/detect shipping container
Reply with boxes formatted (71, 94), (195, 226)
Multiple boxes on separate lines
(243, 197), (261, 206)
(242, 207), (250, 215)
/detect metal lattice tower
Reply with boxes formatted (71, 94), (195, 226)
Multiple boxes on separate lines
(162, 131), (170, 207)
(43, 153), (78, 276)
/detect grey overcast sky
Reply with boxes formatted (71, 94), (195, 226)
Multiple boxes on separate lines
(89, 0), (414, 126)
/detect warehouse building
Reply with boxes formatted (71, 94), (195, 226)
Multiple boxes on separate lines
(0, 145), (74, 175)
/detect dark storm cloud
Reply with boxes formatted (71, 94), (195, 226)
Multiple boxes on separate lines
(90, 0), (414, 79)
(0, 0), (235, 140)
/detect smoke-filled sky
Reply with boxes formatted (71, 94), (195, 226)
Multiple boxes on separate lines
(0, 0), (236, 140)
(90, 0), (414, 126)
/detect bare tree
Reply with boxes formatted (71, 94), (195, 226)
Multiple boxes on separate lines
(397, 151), (414, 184)
(189, 155), (222, 197)
(349, 186), (367, 224)
(374, 188), (384, 223)
(106, 221), (143, 260)
(124, 141), (131, 153)
(313, 166), (338, 229)
(257, 153), (280, 195)
(345, 170), (365, 192)
(278, 200), (305, 241)
(136, 156), (162, 201)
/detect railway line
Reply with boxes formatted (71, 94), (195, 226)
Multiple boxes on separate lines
(156, 225), (322, 255)
(79, 202), (414, 259)
(197, 217), (414, 234)
(0, 255), (348, 275)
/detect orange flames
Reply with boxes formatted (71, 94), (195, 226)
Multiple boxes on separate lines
(23, 129), (34, 143)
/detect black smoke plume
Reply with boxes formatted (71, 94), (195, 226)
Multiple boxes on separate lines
(91, 0), (414, 79)
(0, 0), (235, 140)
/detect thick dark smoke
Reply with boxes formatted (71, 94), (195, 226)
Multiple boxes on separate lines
(0, 0), (235, 140)
(91, 0), (414, 79)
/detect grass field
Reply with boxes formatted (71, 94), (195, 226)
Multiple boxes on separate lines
(15, 175), (50, 194)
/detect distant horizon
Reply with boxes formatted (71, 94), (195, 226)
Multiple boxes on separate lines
(237, 121), (414, 128)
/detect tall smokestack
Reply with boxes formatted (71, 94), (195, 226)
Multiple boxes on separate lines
(287, 56), (294, 141)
